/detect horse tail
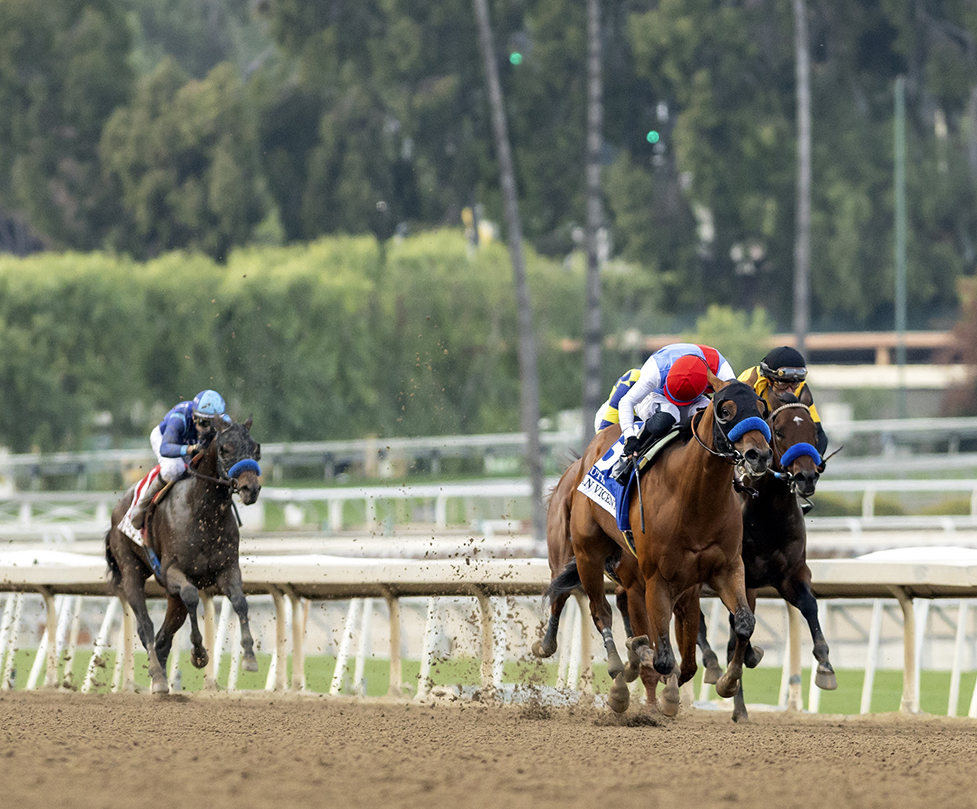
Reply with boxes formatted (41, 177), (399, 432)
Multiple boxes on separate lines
(544, 557), (582, 605)
(104, 529), (122, 588)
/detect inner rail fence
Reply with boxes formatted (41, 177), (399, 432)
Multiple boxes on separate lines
(3, 480), (977, 549)
(3, 414), (977, 487)
(3, 551), (977, 716)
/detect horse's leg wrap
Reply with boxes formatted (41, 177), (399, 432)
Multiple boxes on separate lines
(532, 613), (561, 659)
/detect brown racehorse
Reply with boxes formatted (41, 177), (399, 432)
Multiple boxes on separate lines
(697, 390), (834, 721)
(534, 454), (694, 714)
(542, 374), (772, 714)
(105, 416), (262, 694)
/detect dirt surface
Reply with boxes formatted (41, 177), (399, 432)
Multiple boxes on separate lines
(1, 691), (976, 809)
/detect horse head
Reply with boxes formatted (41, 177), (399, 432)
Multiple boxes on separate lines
(768, 392), (821, 498)
(209, 416), (263, 505)
(705, 371), (772, 477)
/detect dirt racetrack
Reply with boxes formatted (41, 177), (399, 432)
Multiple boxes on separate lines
(2, 691), (976, 809)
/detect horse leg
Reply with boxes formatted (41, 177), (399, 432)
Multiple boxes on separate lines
(574, 542), (628, 712)
(619, 586), (643, 683)
(642, 574), (676, 678)
(710, 562), (755, 699)
(165, 568), (208, 670)
(118, 568), (168, 694)
(783, 577), (837, 690)
(153, 594), (188, 676)
(218, 566), (258, 672)
(532, 590), (570, 659)
(697, 610), (724, 685)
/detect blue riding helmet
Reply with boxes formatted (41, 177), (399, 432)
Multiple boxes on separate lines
(192, 389), (226, 418)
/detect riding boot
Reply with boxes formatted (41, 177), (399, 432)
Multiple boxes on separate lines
(611, 411), (677, 484)
(799, 496), (814, 515)
(131, 475), (166, 531)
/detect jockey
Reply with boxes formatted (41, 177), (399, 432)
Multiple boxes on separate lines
(738, 345), (828, 456)
(119, 389), (229, 542)
(594, 368), (641, 432)
(611, 343), (736, 483)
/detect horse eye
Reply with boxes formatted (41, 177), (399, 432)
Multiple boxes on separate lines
(775, 430), (784, 440)
(253, 444), (261, 461)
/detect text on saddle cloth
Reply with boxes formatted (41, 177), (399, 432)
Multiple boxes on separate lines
(576, 426), (682, 535)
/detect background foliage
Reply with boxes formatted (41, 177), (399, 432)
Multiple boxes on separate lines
(3, 0), (977, 334)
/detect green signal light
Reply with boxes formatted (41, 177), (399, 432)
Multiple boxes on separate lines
(510, 52), (523, 65)
(646, 130), (660, 144)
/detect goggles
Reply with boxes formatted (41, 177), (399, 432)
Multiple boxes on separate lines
(760, 362), (807, 383)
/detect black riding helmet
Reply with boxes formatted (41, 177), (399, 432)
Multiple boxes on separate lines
(759, 345), (807, 383)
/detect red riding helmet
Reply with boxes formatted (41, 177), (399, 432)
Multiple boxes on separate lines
(663, 355), (709, 406)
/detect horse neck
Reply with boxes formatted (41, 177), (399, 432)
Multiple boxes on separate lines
(188, 445), (229, 501)
(671, 406), (735, 493)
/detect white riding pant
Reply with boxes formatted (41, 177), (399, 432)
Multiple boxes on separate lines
(628, 392), (711, 438)
(150, 425), (189, 483)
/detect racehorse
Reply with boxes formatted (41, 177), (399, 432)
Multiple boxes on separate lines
(534, 454), (692, 714)
(105, 416), (262, 694)
(541, 374), (772, 714)
(697, 391), (834, 721)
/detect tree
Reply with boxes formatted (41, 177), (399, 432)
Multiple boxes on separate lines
(100, 59), (270, 260)
(473, 0), (545, 542)
(0, 0), (134, 251)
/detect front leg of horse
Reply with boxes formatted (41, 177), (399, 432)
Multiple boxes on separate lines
(119, 576), (169, 694)
(153, 594), (189, 683)
(791, 581), (837, 690)
(219, 568), (258, 672)
(715, 603), (754, 699)
(166, 568), (208, 670)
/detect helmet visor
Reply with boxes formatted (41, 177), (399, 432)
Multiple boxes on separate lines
(762, 363), (807, 383)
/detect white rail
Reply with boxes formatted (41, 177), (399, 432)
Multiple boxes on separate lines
(2, 550), (977, 714)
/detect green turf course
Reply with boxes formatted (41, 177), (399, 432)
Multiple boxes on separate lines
(4, 649), (976, 715)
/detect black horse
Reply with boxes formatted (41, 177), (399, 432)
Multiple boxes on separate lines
(105, 416), (262, 694)
(699, 391), (835, 722)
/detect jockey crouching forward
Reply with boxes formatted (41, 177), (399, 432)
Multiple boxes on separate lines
(738, 345), (828, 457)
(610, 343), (736, 484)
(119, 389), (229, 542)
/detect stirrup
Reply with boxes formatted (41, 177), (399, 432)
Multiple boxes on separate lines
(800, 497), (814, 515)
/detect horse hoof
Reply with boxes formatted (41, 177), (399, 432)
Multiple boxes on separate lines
(531, 639), (555, 659)
(660, 676), (680, 717)
(745, 644), (764, 669)
(703, 663), (723, 684)
(715, 673), (739, 699)
(242, 655), (259, 673)
(608, 673), (630, 714)
(732, 709), (751, 724)
(815, 668), (838, 691)
(151, 678), (170, 695)
(191, 650), (209, 670)
(624, 661), (640, 683)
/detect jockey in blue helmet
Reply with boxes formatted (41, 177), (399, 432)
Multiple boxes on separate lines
(118, 390), (229, 542)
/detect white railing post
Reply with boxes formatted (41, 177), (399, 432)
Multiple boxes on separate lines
(860, 599), (884, 714)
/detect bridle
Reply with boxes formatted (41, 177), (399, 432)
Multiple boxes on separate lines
(766, 401), (821, 493)
(186, 430), (261, 495)
(691, 402), (771, 465)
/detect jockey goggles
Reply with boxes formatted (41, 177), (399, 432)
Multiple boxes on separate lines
(760, 362), (807, 383)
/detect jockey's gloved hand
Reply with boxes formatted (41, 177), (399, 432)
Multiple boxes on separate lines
(623, 436), (640, 456)
(185, 443), (201, 457)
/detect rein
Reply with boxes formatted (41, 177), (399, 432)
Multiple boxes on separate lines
(690, 410), (743, 465)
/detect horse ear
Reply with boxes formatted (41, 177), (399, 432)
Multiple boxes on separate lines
(213, 415), (228, 433)
(706, 367), (728, 391)
(244, 416), (253, 432)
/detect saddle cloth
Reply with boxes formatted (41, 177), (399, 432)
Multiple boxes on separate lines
(577, 427), (681, 534)
(118, 466), (162, 546)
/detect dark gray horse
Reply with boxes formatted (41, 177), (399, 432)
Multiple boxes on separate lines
(105, 416), (262, 694)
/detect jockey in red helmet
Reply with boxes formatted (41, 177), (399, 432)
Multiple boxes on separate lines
(610, 343), (736, 483)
